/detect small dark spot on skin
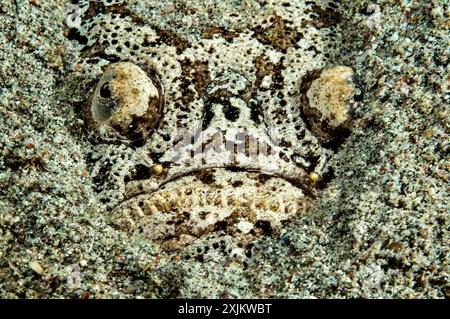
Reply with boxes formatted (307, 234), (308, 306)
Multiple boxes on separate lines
(129, 131), (146, 147)
(258, 173), (273, 184)
(308, 4), (342, 29)
(195, 169), (216, 184)
(255, 220), (273, 235)
(232, 180), (243, 187)
(151, 152), (164, 163)
(222, 104), (240, 121)
(253, 14), (304, 51)
(202, 26), (240, 42)
(182, 211), (190, 219)
(92, 161), (112, 191)
(202, 103), (215, 130)
(214, 220), (228, 231)
(199, 211), (208, 220)
(245, 244), (253, 258)
(67, 29), (88, 45)
(124, 164), (152, 183)
(280, 139), (292, 148)
(249, 101), (262, 124)
(155, 28), (190, 54)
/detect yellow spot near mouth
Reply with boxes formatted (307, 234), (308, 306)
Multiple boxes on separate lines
(151, 164), (164, 175)
(308, 172), (320, 185)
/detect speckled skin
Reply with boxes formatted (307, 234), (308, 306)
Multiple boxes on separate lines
(67, 0), (358, 257)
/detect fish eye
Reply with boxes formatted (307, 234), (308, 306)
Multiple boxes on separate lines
(300, 66), (360, 147)
(86, 62), (164, 143)
(99, 82), (112, 99)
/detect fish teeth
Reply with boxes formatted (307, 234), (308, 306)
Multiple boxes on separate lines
(152, 194), (164, 203)
(162, 201), (172, 212)
(135, 206), (145, 218)
(199, 193), (207, 207)
(148, 204), (159, 215)
(213, 195), (223, 208)
(190, 191), (199, 207)
(262, 199), (270, 211)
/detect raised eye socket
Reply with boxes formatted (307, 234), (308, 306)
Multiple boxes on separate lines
(300, 66), (360, 148)
(99, 82), (111, 99)
(86, 62), (164, 144)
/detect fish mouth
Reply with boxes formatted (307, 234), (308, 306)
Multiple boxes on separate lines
(124, 163), (318, 198)
(111, 125), (325, 251)
(111, 166), (316, 251)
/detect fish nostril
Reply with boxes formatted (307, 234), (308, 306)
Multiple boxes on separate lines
(222, 104), (240, 121)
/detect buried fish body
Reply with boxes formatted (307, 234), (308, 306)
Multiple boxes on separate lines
(66, 0), (361, 259)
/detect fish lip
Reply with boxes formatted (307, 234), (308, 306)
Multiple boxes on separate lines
(108, 168), (313, 251)
(157, 165), (317, 196)
(115, 164), (317, 211)
(111, 166), (317, 250)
